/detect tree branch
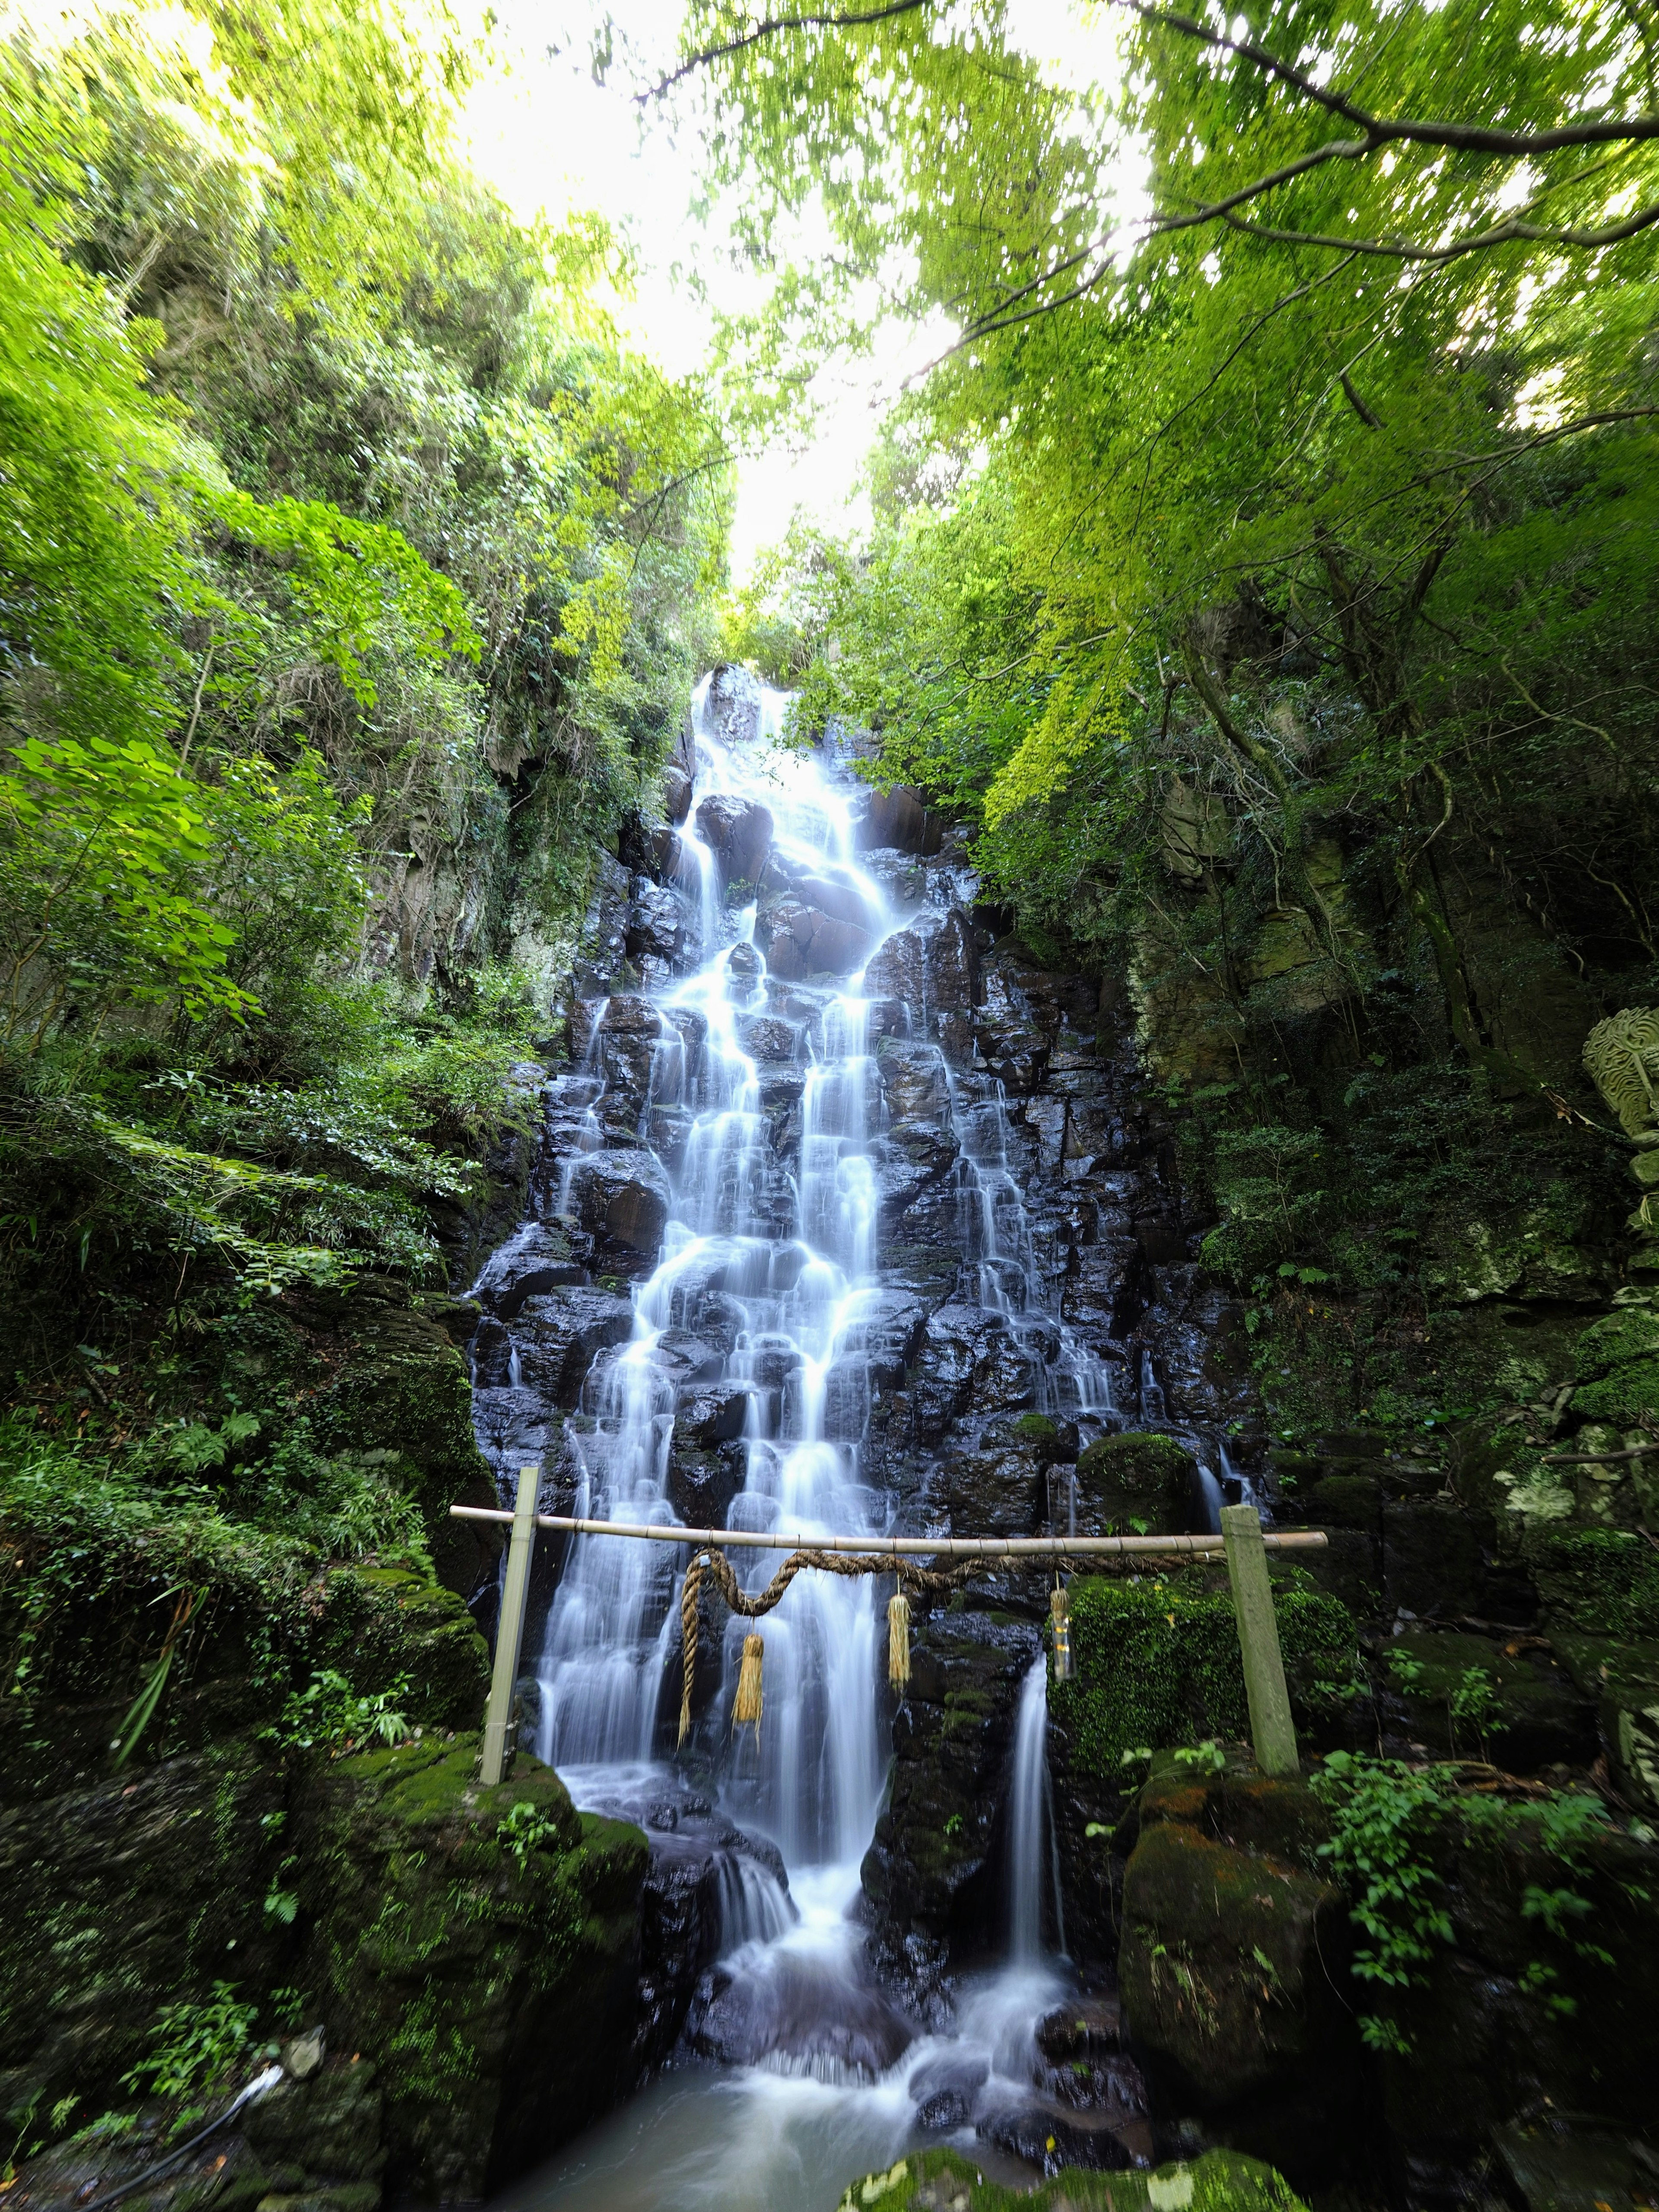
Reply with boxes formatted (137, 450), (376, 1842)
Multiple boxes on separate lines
(1217, 196), (1659, 261)
(1105, 0), (1659, 156)
(638, 0), (928, 102)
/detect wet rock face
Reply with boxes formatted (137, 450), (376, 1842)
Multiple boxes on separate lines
(703, 662), (763, 748)
(860, 1613), (1041, 2005)
(567, 1148), (671, 1259)
(686, 1952), (914, 2079)
(695, 792), (773, 887)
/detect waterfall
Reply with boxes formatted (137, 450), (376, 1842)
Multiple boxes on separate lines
(530, 674), (888, 1868)
(1007, 1656), (1065, 1962)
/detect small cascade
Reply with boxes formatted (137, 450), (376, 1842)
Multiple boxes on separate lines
(1007, 1656), (1065, 1963)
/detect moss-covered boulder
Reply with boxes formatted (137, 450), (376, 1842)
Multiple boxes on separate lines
(1116, 1760), (1359, 2180)
(292, 1737), (648, 2201)
(1526, 1526), (1659, 1638)
(1381, 1629), (1593, 1770)
(0, 1736), (292, 2131)
(831, 2142), (1307, 2212)
(1070, 1433), (1195, 1538)
(1049, 1576), (1359, 1783)
(302, 1279), (499, 1597)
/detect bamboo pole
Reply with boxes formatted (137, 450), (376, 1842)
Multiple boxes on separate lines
(479, 1465), (539, 1789)
(1221, 1503), (1300, 1778)
(448, 1504), (1327, 1559)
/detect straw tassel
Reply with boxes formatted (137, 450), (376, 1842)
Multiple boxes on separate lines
(732, 1633), (765, 1735)
(678, 1555), (706, 1748)
(887, 1590), (911, 1691)
(1049, 1583), (1072, 1681)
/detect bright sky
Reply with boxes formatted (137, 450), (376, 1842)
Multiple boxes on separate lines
(458, 0), (1125, 584)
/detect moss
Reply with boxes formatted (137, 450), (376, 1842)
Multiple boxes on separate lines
(293, 1737), (648, 2200)
(1527, 1527), (1659, 1637)
(1050, 1576), (1358, 1782)
(1573, 1306), (1659, 1380)
(834, 2145), (1307, 2212)
(1072, 1431), (1195, 1534)
(1568, 1355), (1659, 1426)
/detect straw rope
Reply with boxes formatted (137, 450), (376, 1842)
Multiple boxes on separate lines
(675, 1542), (1093, 1746)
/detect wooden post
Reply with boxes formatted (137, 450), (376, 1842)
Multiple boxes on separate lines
(1220, 1503), (1300, 1778)
(480, 1464), (539, 1788)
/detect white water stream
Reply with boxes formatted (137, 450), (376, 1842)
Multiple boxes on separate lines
(489, 680), (1106, 2210)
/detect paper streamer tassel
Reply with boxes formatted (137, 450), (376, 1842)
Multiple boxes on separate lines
(887, 1591), (911, 1690)
(1049, 1585), (1073, 1681)
(732, 1633), (765, 1734)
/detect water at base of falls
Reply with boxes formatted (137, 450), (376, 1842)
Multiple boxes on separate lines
(471, 675), (1144, 2210)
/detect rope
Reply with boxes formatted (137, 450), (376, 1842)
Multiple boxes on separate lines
(675, 1542), (1085, 1746)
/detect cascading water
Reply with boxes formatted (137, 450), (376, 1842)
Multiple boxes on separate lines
(468, 671), (1173, 2211)
(1007, 1657), (1066, 1964)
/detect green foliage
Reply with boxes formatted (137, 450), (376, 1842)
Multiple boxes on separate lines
(268, 1668), (415, 1756)
(1311, 1751), (1621, 2050)
(497, 1799), (564, 1868)
(120, 1981), (258, 2100)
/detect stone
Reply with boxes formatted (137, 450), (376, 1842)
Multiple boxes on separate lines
(1382, 1497), (1484, 1617)
(567, 1147), (671, 1255)
(871, 1128), (960, 1230)
(293, 1739), (648, 2199)
(471, 1222), (585, 1321)
(675, 1386), (750, 1448)
(860, 1615), (1041, 1992)
(760, 896), (874, 979)
(856, 785), (945, 855)
(625, 879), (684, 963)
(511, 1285), (635, 1407)
(703, 662), (762, 747)
(282, 2028), (327, 2082)
(912, 1306), (1037, 1440)
(695, 794), (774, 887)
(667, 1439), (746, 1529)
(686, 1951), (912, 2079)
(1118, 1818), (1354, 2108)
(1071, 1431), (1196, 1537)
(1382, 1629), (1595, 1770)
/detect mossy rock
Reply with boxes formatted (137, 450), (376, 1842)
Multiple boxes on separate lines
(0, 1735), (290, 2127)
(834, 2145), (1307, 2212)
(312, 1565), (488, 1731)
(1119, 1818), (1351, 2107)
(1573, 1305), (1659, 1380)
(1050, 1576), (1358, 1783)
(1072, 1431), (1195, 1536)
(305, 1282), (498, 1595)
(1568, 1354), (1659, 1426)
(1382, 1629), (1594, 1770)
(1526, 1526), (1659, 1638)
(292, 1737), (648, 2200)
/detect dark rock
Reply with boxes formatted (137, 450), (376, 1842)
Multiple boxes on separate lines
(912, 1306), (1036, 1440)
(857, 785), (945, 856)
(909, 2051), (988, 2130)
(567, 1148), (671, 1256)
(941, 1442), (1042, 1537)
(685, 1951), (913, 2080)
(667, 1439), (746, 1528)
(1071, 1431), (1196, 1537)
(871, 1128), (960, 1230)
(472, 1223), (585, 1321)
(676, 1387), (751, 1448)
(696, 794), (774, 887)
(512, 1286), (635, 1406)
(1119, 1815), (1355, 2112)
(293, 1739), (648, 2198)
(626, 879), (684, 963)
(978, 2099), (1139, 2174)
(1382, 1498), (1485, 1617)
(760, 896), (874, 979)
(860, 1614), (1040, 1993)
(703, 663), (762, 748)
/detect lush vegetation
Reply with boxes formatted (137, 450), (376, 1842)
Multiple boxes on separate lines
(677, 0), (1659, 1433)
(0, 0), (725, 1370)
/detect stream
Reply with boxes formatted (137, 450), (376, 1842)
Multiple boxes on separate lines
(465, 671), (1228, 2209)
